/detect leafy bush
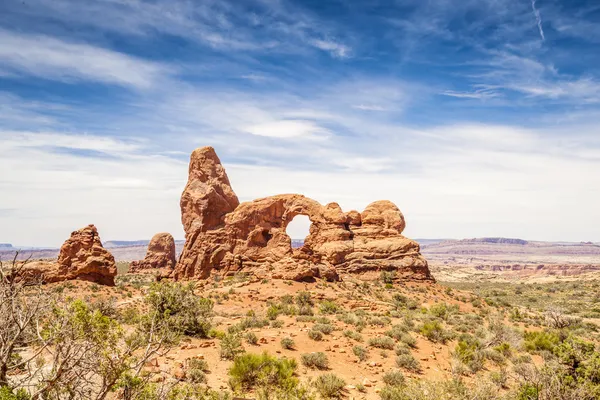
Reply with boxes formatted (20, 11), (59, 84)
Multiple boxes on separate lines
(296, 291), (314, 307)
(343, 330), (363, 342)
(319, 301), (340, 315)
(353, 345), (369, 361)
(280, 337), (295, 350)
(312, 323), (334, 335)
(220, 332), (244, 360)
(369, 336), (395, 350)
(301, 352), (329, 370)
(145, 281), (213, 337)
(313, 373), (346, 399)
(244, 332), (258, 345)
(396, 354), (421, 372)
(0, 388), (30, 400)
(383, 370), (405, 386)
(186, 358), (208, 383)
(419, 320), (450, 343)
(228, 352), (298, 392)
(523, 330), (560, 353)
(308, 329), (323, 341)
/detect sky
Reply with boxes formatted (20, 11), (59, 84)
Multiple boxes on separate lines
(1, 0), (600, 247)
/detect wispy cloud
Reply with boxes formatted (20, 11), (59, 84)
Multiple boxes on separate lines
(310, 39), (351, 58)
(531, 0), (545, 41)
(0, 29), (172, 88)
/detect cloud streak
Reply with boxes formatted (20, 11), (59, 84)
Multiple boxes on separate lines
(0, 29), (173, 88)
(531, 0), (545, 41)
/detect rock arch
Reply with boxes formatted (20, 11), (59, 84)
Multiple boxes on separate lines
(175, 147), (433, 282)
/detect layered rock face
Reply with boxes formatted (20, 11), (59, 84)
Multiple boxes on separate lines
(175, 147), (432, 282)
(17, 224), (117, 285)
(130, 232), (176, 277)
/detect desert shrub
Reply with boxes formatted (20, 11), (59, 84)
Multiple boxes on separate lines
(296, 315), (316, 323)
(244, 332), (258, 345)
(220, 332), (244, 360)
(396, 354), (421, 372)
(228, 352), (297, 392)
(298, 305), (314, 316)
(0, 388), (30, 400)
(381, 271), (397, 284)
(271, 320), (284, 329)
(379, 385), (404, 400)
(419, 320), (451, 343)
(267, 305), (281, 320)
(429, 303), (458, 320)
(312, 323), (334, 335)
(383, 370), (405, 387)
(385, 324), (408, 341)
(280, 337), (295, 350)
(343, 330), (363, 342)
(523, 330), (560, 353)
(313, 373), (345, 399)
(308, 329), (323, 341)
(238, 316), (270, 330)
(296, 291), (314, 307)
(489, 369), (508, 388)
(369, 336), (395, 350)
(187, 358), (208, 383)
(400, 333), (417, 348)
(145, 281), (214, 337)
(353, 345), (369, 361)
(301, 352), (329, 370)
(395, 344), (411, 356)
(319, 301), (340, 315)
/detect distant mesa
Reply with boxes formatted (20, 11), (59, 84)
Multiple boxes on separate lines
(13, 224), (117, 286)
(460, 237), (529, 245)
(175, 146), (433, 282)
(0, 243), (13, 249)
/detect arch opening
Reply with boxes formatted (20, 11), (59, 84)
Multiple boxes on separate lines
(285, 214), (311, 248)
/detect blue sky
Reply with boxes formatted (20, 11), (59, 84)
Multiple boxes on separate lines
(1, 0), (599, 246)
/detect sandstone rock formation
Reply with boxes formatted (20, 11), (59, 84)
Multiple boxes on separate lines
(15, 224), (117, 285)
(175, 146), (432, 282)
(130, 232), (176, 278)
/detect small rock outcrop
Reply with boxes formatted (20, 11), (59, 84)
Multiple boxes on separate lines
(16, 224), (117, 285)
(174, 147), (433, 282)
(130, 232), (176, 277)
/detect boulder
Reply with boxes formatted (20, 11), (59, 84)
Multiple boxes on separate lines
(174, 147), (433, 282)
(130, 232), (176, 278)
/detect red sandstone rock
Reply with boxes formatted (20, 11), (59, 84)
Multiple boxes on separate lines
(130, 232), (176, 278)
(16, 224), (117, 286)
(174, 147), (432, 282)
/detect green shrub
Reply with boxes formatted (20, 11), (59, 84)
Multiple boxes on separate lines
(271, 320), (284, 329)
(312, 323), (334, 335)
(381, 271), (397, 284)
(238, 316), (270, 331)
(267, 305), (281, 320)
(419, 320), (450, 343)
(343, 330), (363, 342)
(186, 358), (208, 383)
(220, 332), (244, 360)
(244, 332), (258, 345)
(400, 333), (417, 348)
(228, 352), (298, 391)
(382, 370), (405, 386)
(0, 388), (30, 400)
(523, 330), (560, 353)
(319, 301), (340, 315)
(368, 336), (395, 350)
(396, 354), (421, 372)
(144, 281), (214, 337)
(313, 373), (346, 399)
(296, 291), (314, 307)
(353, 345), (368, 361)
(301, 352), (329, 370)
(308, 329), (323, 341)
(280, 337), (295, 350)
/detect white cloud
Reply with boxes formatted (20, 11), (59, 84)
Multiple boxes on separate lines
(0, 29), (172, 88)
(244, 120), (331, 140)
(310, 39), (351, 58)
